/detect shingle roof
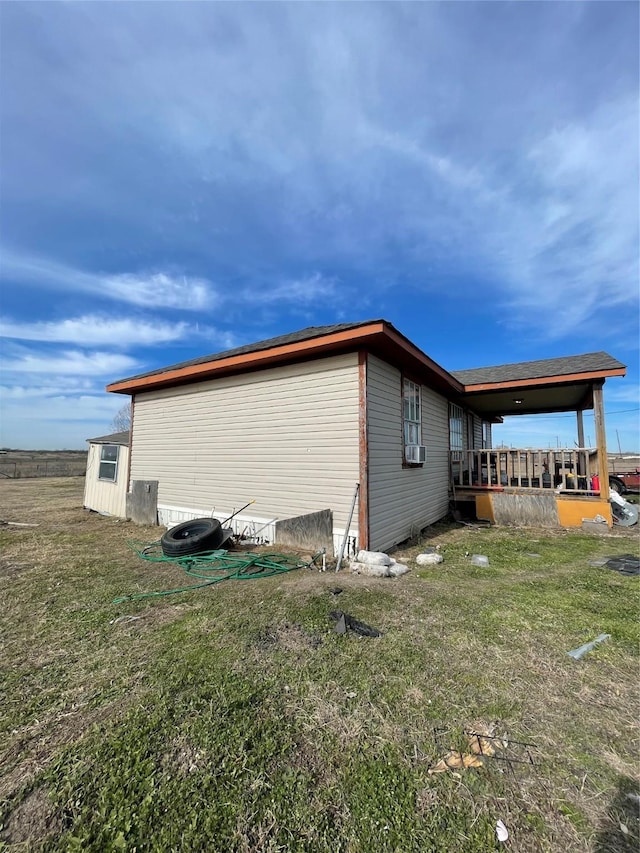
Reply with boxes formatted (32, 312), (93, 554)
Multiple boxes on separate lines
(86, 431), (130, 446)
(452, 351), (626, 386)
(114, 320), (383, 384)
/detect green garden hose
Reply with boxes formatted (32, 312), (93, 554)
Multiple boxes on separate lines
(113, 543), (318, 604)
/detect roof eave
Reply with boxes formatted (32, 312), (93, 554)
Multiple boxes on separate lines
(461, 366), (626, 394)
(107, 321), (464, 396)
(107, 322), (387, 394)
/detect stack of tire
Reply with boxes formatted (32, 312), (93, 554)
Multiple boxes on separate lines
(160, 518), (231, 557)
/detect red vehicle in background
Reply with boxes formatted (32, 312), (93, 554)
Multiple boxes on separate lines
(609, 469), (640, 494)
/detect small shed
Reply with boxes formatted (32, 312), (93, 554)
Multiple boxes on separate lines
(83, 431), (130, 517)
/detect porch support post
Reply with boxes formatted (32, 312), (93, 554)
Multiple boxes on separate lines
(593, 382), (609, 497)
(576, 410), (585, 448)
(576, 409), (585, 475)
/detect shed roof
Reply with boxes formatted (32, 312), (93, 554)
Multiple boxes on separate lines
(86, 431), (130, 446)
(452, 352), (626, 387)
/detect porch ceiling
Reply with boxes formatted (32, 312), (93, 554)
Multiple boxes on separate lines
(463, 380), (597, 419)
(454, 351), (626, 420)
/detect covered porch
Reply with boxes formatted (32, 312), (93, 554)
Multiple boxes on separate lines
(451, 352), (627, 529)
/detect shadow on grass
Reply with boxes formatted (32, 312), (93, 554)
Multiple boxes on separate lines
(594, 775), (639, 852)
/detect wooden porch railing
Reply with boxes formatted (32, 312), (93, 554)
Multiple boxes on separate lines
(450, 449), (602, 494)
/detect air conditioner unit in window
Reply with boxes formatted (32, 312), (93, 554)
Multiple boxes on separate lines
(405, 445), (426, 464)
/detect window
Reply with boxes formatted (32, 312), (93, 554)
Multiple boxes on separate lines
(403, 379), (421, 446)
(482, 422), (492, 449)
(449, 404), (463, 457)
(99, 444), (119, 482)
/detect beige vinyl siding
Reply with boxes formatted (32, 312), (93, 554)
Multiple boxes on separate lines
(130, 353), (360, 535)
(83, 443), (129, 517)
(367, 354), (449, 552)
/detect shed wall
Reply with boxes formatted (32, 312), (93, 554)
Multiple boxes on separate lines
(366, 354), (450, 551)
(130, 353), (360, 545)
(83, 443), (129, 517)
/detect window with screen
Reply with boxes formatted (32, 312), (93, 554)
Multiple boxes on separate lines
(403, 379), (421, 447)
(99, 444), (119, 482)
(449, 404), (463, 458)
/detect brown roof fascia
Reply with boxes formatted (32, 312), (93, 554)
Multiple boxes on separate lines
(107, 320), (465, 396)
(461, 367), (626, 393)
(107, 322), (388, 394)
(379, 325), (464, 394)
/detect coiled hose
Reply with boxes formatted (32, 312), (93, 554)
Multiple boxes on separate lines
(113, 543), (319, 604)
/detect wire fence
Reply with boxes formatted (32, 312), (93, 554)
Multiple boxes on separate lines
(0, 459), (87, 479)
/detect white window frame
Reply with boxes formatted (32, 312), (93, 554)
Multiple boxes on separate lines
(403, 378), (421, 449)
(98, 444), (119, 482)
(449, 404), (463, 459)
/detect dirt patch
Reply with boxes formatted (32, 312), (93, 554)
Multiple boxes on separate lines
(110, 602), (199, 630)
(416, 786), (439, 815)
(160, 736), (206, 778)
(254, 623), (322, 653)
(1, 787), (61, 845)
(279, 569), (394, 598)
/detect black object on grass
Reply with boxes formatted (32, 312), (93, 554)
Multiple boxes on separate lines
(604, 554), (640, 576)
(329, 610), (382, 637)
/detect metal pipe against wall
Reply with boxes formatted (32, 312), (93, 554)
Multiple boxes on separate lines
(335, 482), (360, 573)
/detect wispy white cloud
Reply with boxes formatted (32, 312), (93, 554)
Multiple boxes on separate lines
(0, 380), (95, 398)
(106, 272), (213, 311)
(365, 124), (487, 195)
(245, 272), (343, 306)
(0, 248), (346, 321)
(0, 314), (189, 347)
(366, 97), (638, 339)
(4, 393), (120, 421)
(2, 349), (139, 376)
(0, 251), (216, 311)
(496, 97), (639, 335)
(605, 382), (640, 405)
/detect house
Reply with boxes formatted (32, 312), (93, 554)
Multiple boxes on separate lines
(105, 320), (626, 550)
(83, 431), (130, 517)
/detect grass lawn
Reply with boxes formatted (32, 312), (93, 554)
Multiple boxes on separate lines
(1, 478), (638, 852)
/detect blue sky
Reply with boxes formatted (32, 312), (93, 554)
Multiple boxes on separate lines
(1, 2), (638, 451)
